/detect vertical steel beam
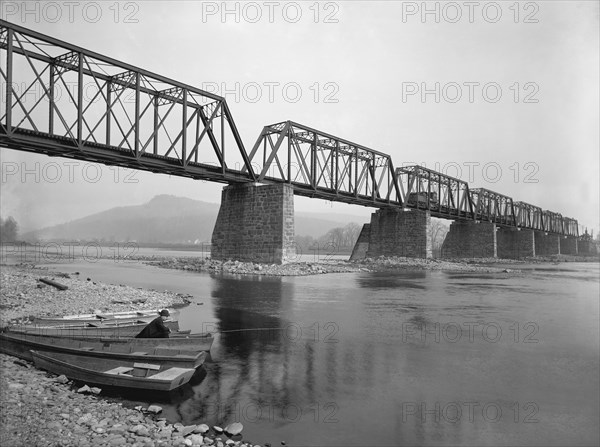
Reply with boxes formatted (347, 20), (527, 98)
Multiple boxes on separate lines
(287, 126), (291, 183)
(221, 102), (225, 173)
(181, 88), (187, 165)
(354, 147), (358, 196)
(48, 64), (55, 134)
(335, 140), (339, 192)
(311, 132), (316, 188)
(153, 95), (158, 155)
(6, 28), (13, 134)
(371, 153), (376, 201)
(194, 110), (200, 163)
(77, 52), (83, 146)
(134, 73), (140, 157)
(106, 81), (112, 146)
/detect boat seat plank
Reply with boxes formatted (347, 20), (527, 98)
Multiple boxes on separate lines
(133, 362), (160, 370)
(154, 348), (178, 356)
(105, 366), (133, 375)
(130, 352), (149, 356)
(110, 345), (131, 354)
(151, 368), (193, 381)
(79, 347), (95, 351)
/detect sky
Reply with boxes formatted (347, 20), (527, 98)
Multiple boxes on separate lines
(1, 0), (598, 234)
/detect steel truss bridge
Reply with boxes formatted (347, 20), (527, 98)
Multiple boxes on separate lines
(0, 20), (579, 237)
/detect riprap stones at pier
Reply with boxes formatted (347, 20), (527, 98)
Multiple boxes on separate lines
(145, 256), (520, 276)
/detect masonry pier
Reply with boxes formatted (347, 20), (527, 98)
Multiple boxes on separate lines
(496, 228), (536, 259)
(349, 224), (371, 261)
(534, 232), (561, 256)
(211, 183), (296, 264)
(560, 236), (578, 255)
(440, 221), (497, 258)
(350, 209), (432, 259)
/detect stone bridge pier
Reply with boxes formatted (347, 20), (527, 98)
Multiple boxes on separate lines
(496, 228), (536, 259)
(560, 236), (578, 255)
(350, 208), (432, 259)
(535, 232), (561, 256)
(211, 183), (296, 264)
(440, 221), (497, 258)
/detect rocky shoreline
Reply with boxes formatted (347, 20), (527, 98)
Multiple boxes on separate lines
(1, 353), (257, 447)
(141, 255), (526, 276)
(0, 264), (192, 326)
(0, 265), (259, 447)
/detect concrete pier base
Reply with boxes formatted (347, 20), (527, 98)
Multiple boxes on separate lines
(441, 221), (497, 258)
(211, 183), (295, 264)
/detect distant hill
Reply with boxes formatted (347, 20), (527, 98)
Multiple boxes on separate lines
(23, 195), (368, 243)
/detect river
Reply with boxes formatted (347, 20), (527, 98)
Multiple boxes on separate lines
(34, 256), (600, 446)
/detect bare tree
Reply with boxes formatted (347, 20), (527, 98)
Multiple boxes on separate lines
(429, 218), (449, 258)
(343, 222), (361, 247)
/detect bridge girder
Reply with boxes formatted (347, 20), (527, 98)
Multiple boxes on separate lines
(0, 20), (256, 183)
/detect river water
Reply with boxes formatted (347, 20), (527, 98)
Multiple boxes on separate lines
(30, 256), (600, 446)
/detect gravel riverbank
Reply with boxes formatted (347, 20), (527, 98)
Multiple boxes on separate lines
(0, 265), (259, 447)
(0, 353), (256, 447)
(0, 264), (191, 326)
(139, 255), (523, 276)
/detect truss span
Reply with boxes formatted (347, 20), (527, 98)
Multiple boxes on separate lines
(0, 20), (256, 184)
(0, 21), (579, 237)
(253, 123), (579, 236)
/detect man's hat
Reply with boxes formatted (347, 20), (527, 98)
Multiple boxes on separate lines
(159, 309), (170, 317)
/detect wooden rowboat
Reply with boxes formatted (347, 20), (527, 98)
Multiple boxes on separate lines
(31, 350), (196, 391)
(1, 329), (214, 352)
(34, 309), (181, 325)
(0, 332), (207, 369)
(7, 320), (181, 338)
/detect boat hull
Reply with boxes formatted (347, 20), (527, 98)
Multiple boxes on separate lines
(34, 309), (181, 325)
(0, 332), (206, 369)
(1, 329), (214, 352)
(31, 350), (196, 391)
(7, 320), (180, 337)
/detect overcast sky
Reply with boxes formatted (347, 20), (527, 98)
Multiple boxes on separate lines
(1, 1), (598, 234)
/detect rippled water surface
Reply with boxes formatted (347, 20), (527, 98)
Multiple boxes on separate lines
(42, 259), (599, 446)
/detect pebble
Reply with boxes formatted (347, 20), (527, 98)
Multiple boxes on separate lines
(147, 405), (163, 414)
(180, 425), (197, 437)
(193, 424), (209, 434)
(225, 422), (243, 436)
(189, 434), (204, 445)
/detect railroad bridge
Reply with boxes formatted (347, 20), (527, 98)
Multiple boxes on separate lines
(0, 21), (586, 263)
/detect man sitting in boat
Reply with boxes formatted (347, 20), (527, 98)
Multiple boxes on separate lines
(135, 310), (172, 338)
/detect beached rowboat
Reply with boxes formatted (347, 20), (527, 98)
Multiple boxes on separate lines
(33, 309), (181, 325)
(6, 320), (181, 337)
(0, 329), (214, 352)
(0, 331), (207, 369)
(31, 350), (196, 391)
